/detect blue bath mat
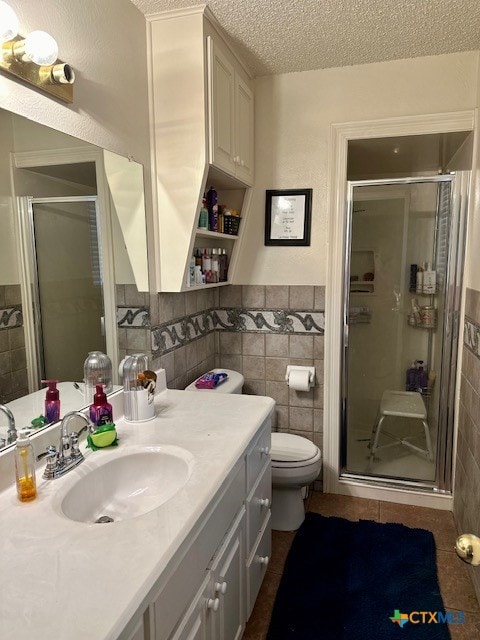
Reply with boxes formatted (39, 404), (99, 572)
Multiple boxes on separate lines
(267, 512), (451, 639)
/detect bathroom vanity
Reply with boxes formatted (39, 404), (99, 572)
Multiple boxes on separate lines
(0, 388), (274, 640)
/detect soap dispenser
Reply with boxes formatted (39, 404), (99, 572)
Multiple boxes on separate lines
(14, 429), (37, 502)
(89, 384), (113, 426)
(42, 379), (60, 423)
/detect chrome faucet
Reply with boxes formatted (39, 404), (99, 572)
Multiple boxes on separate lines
(0, 404), (17, 446)
(37, 411), (94, 479)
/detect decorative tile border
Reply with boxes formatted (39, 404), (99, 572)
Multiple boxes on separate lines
(0, 306), (22, 330)
(151, 307), (325, 357)
(117, 307), (150, 328)
(214, 308), (325, 334)
(464, 316), (480, 358)
(152, 311), (214, 356)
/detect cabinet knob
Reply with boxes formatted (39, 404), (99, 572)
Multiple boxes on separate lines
(259, 498), (270, 508)
(215, 581), (228, 595)
(258, 555), (269, 566)
(260, 446), (270, 455)
(207, 597), (220, 611)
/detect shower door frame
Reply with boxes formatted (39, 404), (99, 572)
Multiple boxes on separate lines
(341, 174), (464, 493)
(323, 110), (474, 507)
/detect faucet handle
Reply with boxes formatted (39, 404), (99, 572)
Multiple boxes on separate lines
(70, 432), (84, 461)
(37, 445), (58, 479)
(37, 445), (57, 461)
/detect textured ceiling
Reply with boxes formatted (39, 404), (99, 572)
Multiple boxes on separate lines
(130, 0), (480, 76)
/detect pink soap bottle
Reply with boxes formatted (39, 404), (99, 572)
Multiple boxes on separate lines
(42, 379), (60, 424)
(89, 384), (113, 426)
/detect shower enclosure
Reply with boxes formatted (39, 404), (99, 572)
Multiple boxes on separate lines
(340, 174), (468, 491)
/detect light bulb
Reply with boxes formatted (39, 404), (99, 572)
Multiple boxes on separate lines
(0, 1), (18, 42)
(24, 30), (58, 65)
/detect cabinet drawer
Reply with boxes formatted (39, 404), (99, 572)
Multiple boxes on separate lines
(246, 462), (271, 558)
(246, 513), (271, 619)
(246, 421), (271, 494)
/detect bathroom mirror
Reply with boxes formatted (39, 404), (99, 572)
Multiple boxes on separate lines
(0, 107), (149, 448)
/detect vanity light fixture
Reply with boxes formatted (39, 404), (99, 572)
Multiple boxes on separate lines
(0, 2), (74, 103)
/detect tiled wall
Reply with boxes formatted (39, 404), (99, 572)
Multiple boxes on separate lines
(116, 285), (152, 363)
(148, 285), (325, 451)
(455, 287), (480, 600)
(150, 288), (218, 389)
(215, 285), (325, 449)
(0, 285), (28, 403)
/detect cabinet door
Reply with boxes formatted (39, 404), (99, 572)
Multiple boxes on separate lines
(234, 75), (254, 186)
(170, 574), (212, 640)
(209, 39), (236, 177)
(210, 509), (246, 640)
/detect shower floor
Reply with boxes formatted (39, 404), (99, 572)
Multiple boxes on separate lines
(346, 423), (436, 482)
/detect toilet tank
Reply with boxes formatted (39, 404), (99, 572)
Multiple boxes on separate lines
(185, 369), (244, 394)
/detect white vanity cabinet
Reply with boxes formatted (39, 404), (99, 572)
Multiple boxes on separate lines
(208, 36), (254, 186)
(132, 418), (272, 640)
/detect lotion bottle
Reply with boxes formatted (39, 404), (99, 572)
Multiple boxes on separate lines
(15, 429), (37, 502)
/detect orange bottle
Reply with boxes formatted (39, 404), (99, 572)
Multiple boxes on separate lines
(14, 429), (37, 502)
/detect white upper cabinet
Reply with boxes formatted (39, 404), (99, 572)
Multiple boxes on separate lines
(147, 7), (255, 292)
(208, 37), (254, 186)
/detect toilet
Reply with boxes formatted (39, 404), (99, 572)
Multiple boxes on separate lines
(270, 432), (322, 531)
(186, 368), (322, 531)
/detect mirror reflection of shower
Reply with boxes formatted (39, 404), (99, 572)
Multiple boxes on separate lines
(27, 197), (106, 385)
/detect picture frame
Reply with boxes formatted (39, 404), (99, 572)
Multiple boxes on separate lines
(264, 188), (312, 246)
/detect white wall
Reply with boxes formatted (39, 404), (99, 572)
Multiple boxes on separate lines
(465, 61), (480, 291)
(235, 51), (479, 285)
(0, 0), (150, 166)
(0, 111), (17, 284)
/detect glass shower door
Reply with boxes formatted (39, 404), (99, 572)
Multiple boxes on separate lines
(341, 177), (455, 485)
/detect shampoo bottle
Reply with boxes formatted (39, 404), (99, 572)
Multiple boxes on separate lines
(416, 266), (424, 294)
(89, 384), (113, 426)
(14, 429), (37, 502)
(423, 263), (436, 294)
(42, 379), (60, 423)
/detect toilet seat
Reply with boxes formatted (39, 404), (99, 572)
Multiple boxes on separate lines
(271, 433), (321, 468)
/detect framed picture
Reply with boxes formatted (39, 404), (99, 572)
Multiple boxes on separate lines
(264, 189), (312, 246)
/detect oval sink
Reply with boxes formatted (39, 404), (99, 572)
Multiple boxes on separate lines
(58, 445), (194, 524)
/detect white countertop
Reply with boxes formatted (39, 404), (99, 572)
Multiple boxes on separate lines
(0, 389), (274, 640)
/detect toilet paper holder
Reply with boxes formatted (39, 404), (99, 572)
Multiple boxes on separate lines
(285, 365), (316, 389)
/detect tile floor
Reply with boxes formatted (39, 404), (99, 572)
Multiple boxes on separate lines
(242, 492), (480, 640)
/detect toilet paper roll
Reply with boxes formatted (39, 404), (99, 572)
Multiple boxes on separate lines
(288, 369), (310, 392)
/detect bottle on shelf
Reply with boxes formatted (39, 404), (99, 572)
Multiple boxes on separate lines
(423, 263), (436, 294)
(220, 248), (229, 282)
(206, 186), (218, 232)
(198, 196), (208, 230)
(416, 265), (424, 294)
(202, 248), (212, 283)
(211, 249), (220, 283)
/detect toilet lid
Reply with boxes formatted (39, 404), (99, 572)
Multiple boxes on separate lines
(271, 433), (319, 463)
